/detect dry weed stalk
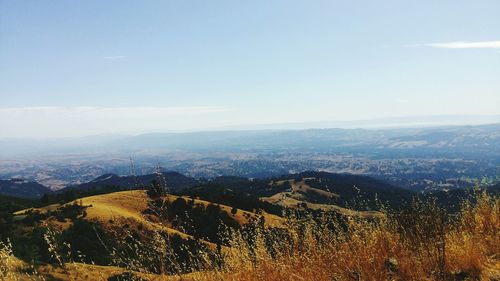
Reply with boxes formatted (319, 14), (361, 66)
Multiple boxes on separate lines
(3, 190), (498, 281)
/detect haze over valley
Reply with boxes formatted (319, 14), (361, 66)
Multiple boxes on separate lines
(1, 122), (498, 194)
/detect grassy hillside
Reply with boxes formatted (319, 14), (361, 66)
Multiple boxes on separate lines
(1, 172), (499, 280)
(2, 188), (499, 280)
(261, 178), (381, 218)
(15, 190), (283, 235)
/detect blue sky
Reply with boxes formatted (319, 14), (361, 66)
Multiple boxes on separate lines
(1, 0), (499, 137)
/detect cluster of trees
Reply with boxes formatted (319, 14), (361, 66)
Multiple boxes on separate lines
(0, 195), (36, 242)
(179, 183), (285, 216)
(147, 196), (240, 244)
(0, 196), (101, 265)
(10, 218), (112, 265)
(1, 185), (127, 245)
(300, 174), (413, 210)
(40, 185), (125, 206)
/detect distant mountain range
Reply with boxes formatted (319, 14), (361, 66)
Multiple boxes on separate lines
(1, 123), (498, 194)
(0, 122), (499, 157)
(215, 115), (500, 131)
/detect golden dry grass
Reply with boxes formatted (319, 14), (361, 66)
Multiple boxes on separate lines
(269, 178), (339, 200)
(3, 190), (499, 281)
(262, 178), (380, 218)
(37, 262), (204, 281)
(14, 190), (283, 235)
(212, 191), (500, 281)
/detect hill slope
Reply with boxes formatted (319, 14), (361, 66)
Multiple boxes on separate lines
(58, 171), (199, 193)
(0, 179), (52, 198)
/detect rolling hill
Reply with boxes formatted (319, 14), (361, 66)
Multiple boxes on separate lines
(59, 171), (199, 193)
(0, 178), (52, 198)
(2, 171), (499, 280)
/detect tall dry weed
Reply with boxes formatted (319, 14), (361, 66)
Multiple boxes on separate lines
(3, 190), (499, 281)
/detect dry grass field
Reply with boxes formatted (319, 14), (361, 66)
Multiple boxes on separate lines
(2, 189), (499, 281)
(14, 190), (284, 240)
(262, 178), (382, 218)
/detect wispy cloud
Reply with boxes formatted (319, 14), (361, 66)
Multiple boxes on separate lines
(409, 40), (500, 49)
(103, 55), (128, 60)
(0, 106), (231, 138)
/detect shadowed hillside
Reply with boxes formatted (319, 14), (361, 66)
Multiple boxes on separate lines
(0, 179), (52, 199)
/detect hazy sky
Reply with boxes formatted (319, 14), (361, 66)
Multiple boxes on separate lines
(1, 0), (499, 137)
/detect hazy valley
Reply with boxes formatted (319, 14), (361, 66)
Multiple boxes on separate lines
(1, 124), (498, 194)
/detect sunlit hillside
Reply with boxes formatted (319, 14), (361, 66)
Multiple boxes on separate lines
(1, 184), (499, 280)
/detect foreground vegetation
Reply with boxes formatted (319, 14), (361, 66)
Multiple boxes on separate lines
(1, 186), (499, 280)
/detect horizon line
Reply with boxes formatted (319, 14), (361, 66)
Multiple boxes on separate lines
(0, 114), (498, 140)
